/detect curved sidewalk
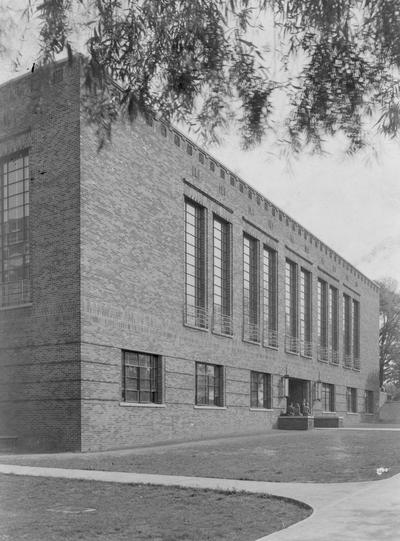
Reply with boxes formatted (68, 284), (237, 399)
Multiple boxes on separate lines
(0, 464), (399, 540)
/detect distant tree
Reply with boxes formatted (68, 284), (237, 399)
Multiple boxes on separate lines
(377, 278), (400, 390)
(3, 1), (400, 151)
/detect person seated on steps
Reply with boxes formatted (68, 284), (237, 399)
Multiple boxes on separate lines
(287, 402), (295, 415)
(293, 402), (301, 416)
(301, 399), (310, 416)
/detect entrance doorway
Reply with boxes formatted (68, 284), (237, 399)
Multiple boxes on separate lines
(288, 378), (311, 410)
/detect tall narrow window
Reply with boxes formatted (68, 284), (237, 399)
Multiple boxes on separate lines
(346, 387), (357, 413)
(300, 269), (312, 357)
(0, 152), (30, 307)
(329, 286), (339, 364)
(343, 294), (352, 367)
(195, 362), (223, 406)
(122, 351), (162, 404)
(353, 300), (360, 369)
(365, 390), (374, 413)
(285, 259), (299, 353)
(250, 372), (272, 409)
(243, 234), (259, 342)
(185, 199), (207, 328)
(263, 247), (278, 348)
(317, 279), (328, 360)
(322, 383), (335, 412)
(213, 216), (232, 335)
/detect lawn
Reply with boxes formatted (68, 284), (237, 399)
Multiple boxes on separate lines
(0, 474), (310, 541)
(1, 428), (399, 483)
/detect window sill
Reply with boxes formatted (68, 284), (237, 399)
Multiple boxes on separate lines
(249, 408), (274, 412)
(212, 330), (234, 339)
(343, 365), (354, 370)
(317, 358), (329, 364)
(183, 323), (209, 332)
(285, 349), (300, 356)
(322, 411), (337, 414)
(346, 412), (358, 415)
(301, 354), (313, 360)
(119, 402), (166, 408)
(0, 303), (32, 311)
(194, 405), (227, 410)
(243, 338), (261, 346)
(263, 344), (279, 351)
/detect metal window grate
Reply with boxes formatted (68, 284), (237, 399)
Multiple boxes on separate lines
(243, 235), (259, 342)
(285, 334), (300, 354)
(184, 200), (207, 329)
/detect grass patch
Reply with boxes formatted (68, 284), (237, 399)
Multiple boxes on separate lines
(0, 474), (310, 541)
(2, 428), (399, 483)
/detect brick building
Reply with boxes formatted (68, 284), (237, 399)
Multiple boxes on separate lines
(0, 59), (380, 452)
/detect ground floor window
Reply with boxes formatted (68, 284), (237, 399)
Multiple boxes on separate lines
(322, 383), (335, 412)
(196, 362), (223, 406)
(346, 387), (357, 413)
(122, 351), (162, 404)
(250, 371), (272, 409)
(365, 390), (374, 413)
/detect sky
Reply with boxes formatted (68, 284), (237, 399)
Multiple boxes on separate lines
(1, 2), (399, 286)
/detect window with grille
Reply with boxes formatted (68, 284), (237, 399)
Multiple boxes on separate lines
(353, 300), (360, 369)
(184, 199), (207, 328)
(285, 259), (299, 353)
(343, 294), (352, 367)
(317, 279), (328, 360)
(263, 247), (278, 348)
(329, 286), (339, 363)
(122, 351), (162, 404)
(243, 234), (260, 342)
(322, 383), (335, 412)
(365, 390), (374, 413)
(300, 269), (312, 357)
(346, 387), (357, 413)
(195, 362), (223, 406)
(213, 216), (232, 335)
(0, 152), (30, 307)
(250, 371), (272, 409)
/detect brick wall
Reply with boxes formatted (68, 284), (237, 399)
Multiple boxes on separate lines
(80, 109), (380, 450)
(0, 58), (380, 452)
(0, 61), (82, 451)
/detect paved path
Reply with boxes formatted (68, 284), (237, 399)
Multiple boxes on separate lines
(1, 463), (399, 540)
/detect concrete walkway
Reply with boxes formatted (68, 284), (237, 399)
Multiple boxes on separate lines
(0, 464), (399, 540)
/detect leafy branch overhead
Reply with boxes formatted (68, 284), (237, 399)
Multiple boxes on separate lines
(8, 0), (400, 151)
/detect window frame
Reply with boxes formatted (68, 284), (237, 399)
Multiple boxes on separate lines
(122, 351), (163, 405)
(0, 150), (31, 307)
(353, 299), (360, 369)
(212, 215), (233, 336)
(346, 386), (357, 413)
(321, 382), (335, 412)
(285, 259), (299, 353)
(343, 294), (352, 367)
(184, 198), (208, 329)
(365, 390), (374, 414)
(317, 278), (328, 360)
(329, 285), (339, 364)
(195, 362), (224, 407)
(263, 246), (278, 348)
(250, 371), (272, 409)
(243, 234), (260, 343)
(300, 268), (312, 357)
